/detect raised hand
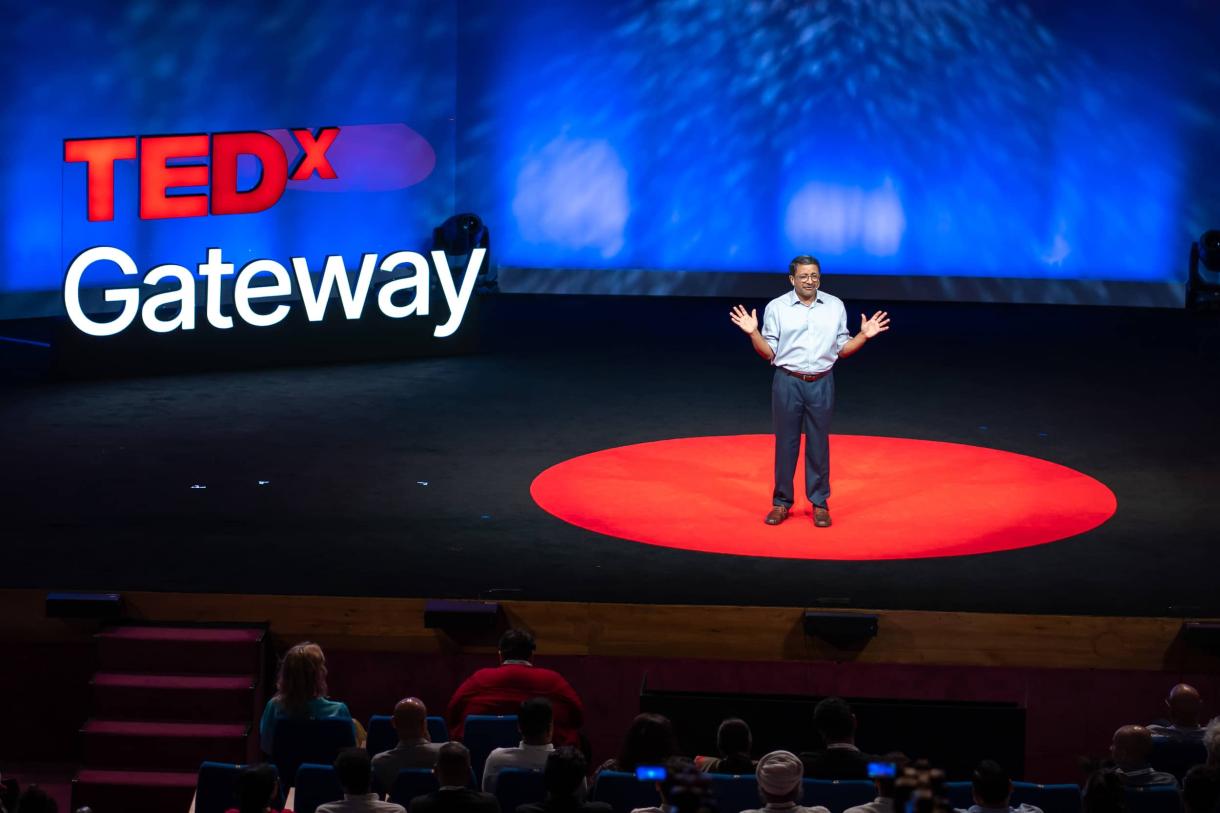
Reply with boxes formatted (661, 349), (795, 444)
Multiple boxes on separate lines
(729, 304), (759, 334)
(860, 310), (890, 338)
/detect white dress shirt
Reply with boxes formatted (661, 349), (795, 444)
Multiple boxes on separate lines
(761, 290), (851, 375)
(316, 792), (407, 813)
(482, 741), (554, 791)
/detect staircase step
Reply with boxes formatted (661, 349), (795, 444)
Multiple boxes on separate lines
(73, 768), (197, 813)
(96, 625), (265, 675)
(92, 672), (256, 721)
(83, 718), (248, 770)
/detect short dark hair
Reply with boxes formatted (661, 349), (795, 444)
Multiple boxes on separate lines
(235, 764), (278, 813)
(334, 747), (373, 795)
(789, 255), (821, 276)
(519, 696), (554, 740)
(972, 760), (1011, 807)
(1083, 767), (1125, 813)
(618, 713), (679, 770)
(499, 628), (536, 660)
(813, 697), (854, 742)
(544, 747), (588, 798)
(436, 741), (472, 785)
(717, 718), (751, 758)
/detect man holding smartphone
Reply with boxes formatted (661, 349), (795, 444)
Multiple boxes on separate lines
(730, 256), (890, 528)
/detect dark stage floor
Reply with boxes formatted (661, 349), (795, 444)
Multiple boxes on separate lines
(3, 294), (1219, 617)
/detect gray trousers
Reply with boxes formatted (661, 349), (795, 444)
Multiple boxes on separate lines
(771, 369), (834, 508)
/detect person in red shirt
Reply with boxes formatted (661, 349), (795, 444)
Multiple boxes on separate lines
(447, 629), (584, 746)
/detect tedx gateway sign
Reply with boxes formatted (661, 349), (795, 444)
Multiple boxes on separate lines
(61, 127), (481, 338)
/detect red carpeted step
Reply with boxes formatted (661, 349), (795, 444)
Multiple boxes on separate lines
(96, 625), (265, 675)
(92, 672), (256, 721)
(82, 718), (248, 770)
(72, 768), (197, 813)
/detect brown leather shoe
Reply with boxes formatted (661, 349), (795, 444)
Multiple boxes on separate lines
(813, 505), (832, 528)
(765, 505), (789, 525)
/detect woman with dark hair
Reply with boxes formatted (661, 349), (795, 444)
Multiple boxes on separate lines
(225, 764), (289, 813)
(696, 718), (756, 775)
(258, 642), (356, 754)
(597, 713), (680, 774)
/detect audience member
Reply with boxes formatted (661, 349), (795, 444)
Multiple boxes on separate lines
(447, 630), (584, 747)
(843, 753), (909, 813)
(597, 713), (680, 775)
(1111, 726), (1178, 787)
(1205, 718), (1220, 769)
(742, 750), (830, 813)
(483, 698), (556, 792)
(1182, 765), (1220, 813)
(317, 748), (405, 813)
(953, 761), (1042, 813)
(630, 756), (697, 813)
(13, 786), (56, 813)
(373, 697), (442, 793)
(410, 742), (500, 813)
(226, 764), (284, 813)
(516, 748), (613, 813)
(1081, 768), (1125, 813)
(800, 697), (877, 780)
(260, 642), (356, 755)
(1148, 686), (1207, 743)
(695, 718), (756, 775)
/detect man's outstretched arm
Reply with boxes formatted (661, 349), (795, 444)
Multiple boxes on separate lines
(730, 304), (776, 361)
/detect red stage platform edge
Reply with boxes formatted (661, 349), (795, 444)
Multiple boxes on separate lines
(529, 435), (1117, 561)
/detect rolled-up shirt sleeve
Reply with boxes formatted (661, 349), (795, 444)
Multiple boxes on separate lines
(761, 303), (780, 355)
(834, 305), (850, 353)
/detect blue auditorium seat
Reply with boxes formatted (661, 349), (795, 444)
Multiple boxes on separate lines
(1125, 785), (1182, 813)
(270, 717), (356, 783)
(292, 763), (344, 813)
(592, 770), (663, 813)
(428, 716), (449, 744)
(803, 779), (876, 812)
(708, 772), (760, 813)
(1150, 738), (1208, 781)
(495, 768), (547, 812)
(1012, 782), (1081, 813)
(389, 768), (440, 807)
(367, 714), (396, 757)
(462, 714), (521, 780)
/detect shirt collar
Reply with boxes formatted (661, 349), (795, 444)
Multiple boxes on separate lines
(785, 290), (823, 306)
(344, 793), (381, 801)
(518, 741), (555, 751)
(826, 742), (860, 751)
(502, 659), (532, 665)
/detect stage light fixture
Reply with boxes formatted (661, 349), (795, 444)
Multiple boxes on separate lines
(1186, 230), (1220, 310)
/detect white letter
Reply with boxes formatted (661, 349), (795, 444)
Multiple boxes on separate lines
(376, 251), (430, 318)
(291, 254), (376, 322)
(234, 259), (292, 327)
(432, 247), (483, 338)
(140, 264), (196, 333)
(199, 247), (234, 329)
(63, 246), (139, 337)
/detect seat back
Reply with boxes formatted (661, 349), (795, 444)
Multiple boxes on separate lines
(463, 715), (521, 780)
(1150, 739), (1208, 781)
(270, 717), (356, 783)
(708, 773), (760, 813)
(428, 716), (450, 744)
(367, 715), (396, 757)
(293, 763), (345, 813)
(592, 770), (662, 813)
(389, 768), (441, 806)
(195, 761), (284, 813)
(803, 779), (876, 812)
(1013, 783), (1082, 813)
(496, 768), (547, 812)
(944, 781), (974, 810)
(1125, 785), (1183, 813)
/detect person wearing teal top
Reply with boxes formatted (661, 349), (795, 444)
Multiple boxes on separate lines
(259, 641), (356, 755)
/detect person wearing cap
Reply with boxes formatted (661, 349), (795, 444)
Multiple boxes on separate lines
(742, 750), (830, 813)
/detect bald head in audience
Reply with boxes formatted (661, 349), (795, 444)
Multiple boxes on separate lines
(1112, 725), (1154, 770)
(1167, 684), (1204, 729)
(393, 696), (430, 743)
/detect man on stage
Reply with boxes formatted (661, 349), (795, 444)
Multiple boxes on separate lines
(730, 255), (889, 528)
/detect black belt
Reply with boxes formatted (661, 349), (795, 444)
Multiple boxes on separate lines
(779, 367), (829, 382)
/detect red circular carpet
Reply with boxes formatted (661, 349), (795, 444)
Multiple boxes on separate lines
(530, 435), (1117, 560)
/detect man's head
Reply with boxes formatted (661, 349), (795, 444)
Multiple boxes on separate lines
(543, 747), (588, 799)
(1167, 684), (1204, 728)
(1111, 725), (1154, 770)
(971, 760), (1013, 808)
(236, 763), (279, 812)
(788, 254), (822, 301)
(392, 696), (429, 742)
(756, 750), (805, 804)
(499, 628), (536, 663)
(717, 717), (751, 758)
(813, 696), (856, 745)
(435, 741), (472, 787)
(519, 697), (554, 745)
(334, 747), (373, 796)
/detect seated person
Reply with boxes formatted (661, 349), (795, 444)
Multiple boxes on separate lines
(259, 642), (355, 755)
(226, 764), (287, 813)
(483, 698), (555, 792)
(844, 753), (909, 813)
(318, 749), (405, 813)
(373, 697), (442, 793)
(448, 629), (584, 747)
(596, 714), (679, 775)
(695, 718), (756, 775)
(1183, 765), (1220, 813)
(742, 750), (830, 813)
(1081, 768), (1125, 813)
(409, 742), (500, 813)
(1148, 685), (1207, 743)
(516, 748), (612, 813)
(799, 697), (878, 780)
(953, 761), (1043, 813)
(630, 756), (698, 813)
(1112, 726), (1179, 787)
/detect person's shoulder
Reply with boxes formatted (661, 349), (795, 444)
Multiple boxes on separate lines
(765, 292), (793, 309)
(797, 806), (832, 813)
(314, 697), (351, 717)
(817, 290), (845, 308)
(1014, 804), (1044, 813)
(376, 803), (408, 813)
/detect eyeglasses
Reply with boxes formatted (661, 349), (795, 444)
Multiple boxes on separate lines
(793, 274), (819, 281)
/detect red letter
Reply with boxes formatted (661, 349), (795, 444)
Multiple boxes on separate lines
(290, 127), (340, 180)
(64, 137), (138, 221)
(140, 134), (210, 220)
(211, 132), (288, 216)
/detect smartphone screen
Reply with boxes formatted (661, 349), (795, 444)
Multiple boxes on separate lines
(867, 761), (896, 778)
(636, 765), (667, 781)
